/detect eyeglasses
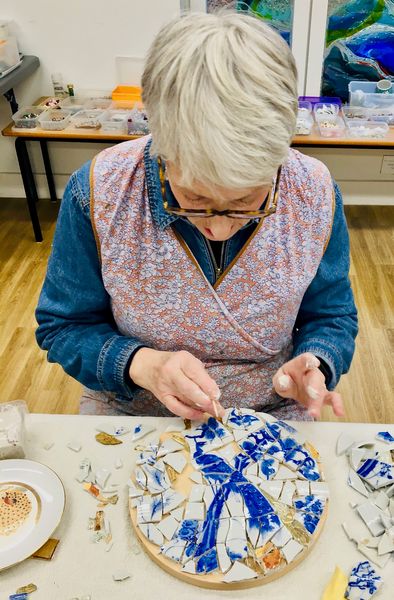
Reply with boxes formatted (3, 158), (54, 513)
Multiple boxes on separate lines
(158, 157), (281, 220)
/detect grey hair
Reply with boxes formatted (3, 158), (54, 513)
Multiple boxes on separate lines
(142, 10), (298, 189)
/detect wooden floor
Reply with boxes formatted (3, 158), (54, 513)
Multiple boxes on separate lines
(0, 198), (393, 422)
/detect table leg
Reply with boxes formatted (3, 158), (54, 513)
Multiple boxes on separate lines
(3, 87), (18, 114)
(15, 137), (43, 242)
(40, 140), (58, 202)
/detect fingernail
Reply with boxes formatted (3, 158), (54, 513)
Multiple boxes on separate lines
(196, 391), (210, 403)
(278, 374), (291, 391)
(195, 402), (204, 408)
(308, 409), (319, 418)
(306, 355), (320, 370)
(307, 385), (320, 401)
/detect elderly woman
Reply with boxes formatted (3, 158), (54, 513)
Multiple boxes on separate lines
(36, 11), (358, 422)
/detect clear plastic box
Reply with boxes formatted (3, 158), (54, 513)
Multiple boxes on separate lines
(38, 109), (72, 131)
(70, 109), (106, 129)
(342, 106), (371, 121)
(12, 106), (45, 129)
(347, 120), (389, 139)
(298, 100), (312, 113)
(317, 116), (346, 138)
(60, 96), (88, 114)
(0, 37), (19, 72)
(349, 81), (394, 110)
(84, 98), (112, 110)
(101, 109), (131, 134)
(314, 103), (340, 121)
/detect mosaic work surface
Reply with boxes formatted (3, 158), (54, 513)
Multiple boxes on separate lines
(129, 409), (329, 588)
(323, 0), (394, 99)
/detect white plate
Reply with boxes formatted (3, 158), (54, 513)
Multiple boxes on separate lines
(0, 459), (65, 570)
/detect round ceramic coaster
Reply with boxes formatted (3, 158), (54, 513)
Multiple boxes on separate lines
(129, 409), (329, 589)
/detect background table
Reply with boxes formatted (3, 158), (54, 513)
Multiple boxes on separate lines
(2, 98), (394, 242)
(1, 414), (393, 600)
(0, 56), (40, 115)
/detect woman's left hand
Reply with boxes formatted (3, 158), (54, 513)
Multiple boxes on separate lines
(272, 352), (345, 418)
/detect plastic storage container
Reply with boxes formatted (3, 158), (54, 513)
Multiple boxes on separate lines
(101, 109), (131, 133)
(0, 37), (19, 73)
(314, 102), (340, 121)
(342, 106), (371, 121)
(60, 96), (87, 114)
(84, 98), (112, 110)
(12, 106), (45, 129)
(317, 116), (346, 138)
(299, 96), (342, 108)
(112, 85), (142, 102)
(38, 109), (72, 131)
(70, 109), (106, 129)
(349, 81), (394, 109)
(127, 107), (149, 135)
(347, 120), (389, 139)
(296, 101), (313, 135)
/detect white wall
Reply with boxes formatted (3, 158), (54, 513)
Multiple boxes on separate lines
(0, 0), (180, 198)
(0, 0), (393, 204)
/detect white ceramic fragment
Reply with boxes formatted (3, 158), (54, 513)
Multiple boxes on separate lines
(217, 518), (230, 544)
(157, 438), (184, 457)
(184, 502), (205, 521)
(350, 448), (366, 471)
(189, 471), (203, 484)
(336, 432), (355, 456)
(137, 495), (162, 524)
(245, 519), (260, 547)
(112, 569), (131, 581)
(95, 467), (111, 490)
(362, 536), (381, 549)
(67, 441), (82, 452)
(139, 523), (164, 546)
(226, 491), (244, 517)
(182, 560), (196, 574)
(170, 507), (184, 522)
(377, 532), (394, 555)
(76, 458), (91, 483)
(380, 514), (392, 531)
(309, 481), (330, 498)
(156, 515), (179, 541)
(132, 424), (156, 442)
(217, 543), (232, 573)
(162, 489), (186, 514)
(96, 423), (130, 436)
(114, 458), (123, 470)
(371, 490), (389, 511)
(203, 486), (215, 510)
(295, 481), (310, 496)
(357, 458), (394, 490)
(142, 463), (171, 494)
(357, 501), (385, 537)
(245, 462), (258, 478)
(232, 429), (250, 443)
(357, 543), (391, 569)
(135, 467), (147, 490)
(271, 526), (292, 548)
(282, 538), (303, 563)
(222, 561), (257, 583)
(165, 420), (186, 433)
(376, 431), (394, 444)
(346, 560), (383, 599)
(348, 469), (369, 497)
(274, 465), (295, 480)
(342, 522), (358, 542)
(389, 498), (394, 518)
(259, 480), (283, 500)
(130, 496), (145, 508)
(280, 481), (296, 506)
(161, 538), (186, 562)
(163, 451), (187, 474)
(128, 480), (144, 498)
(216, 444), (238, 463)
(189, 484), (206, 503)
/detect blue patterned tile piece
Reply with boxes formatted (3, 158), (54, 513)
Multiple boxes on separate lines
(294, 511), (320, 535)
(226, 408), (261, 430)
(376, 431), (394, 444)
(345, 560), (383, 600)
(240, 428), (276, 462)
(259, 456), (279, 480)
(293, 495), (325, 517)
(356, 459), (394, 489)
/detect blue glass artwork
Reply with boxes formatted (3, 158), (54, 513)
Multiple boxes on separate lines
(345, 560), (383, 599)
(322, 0), (394, 100)
(236, 1), (294, 45)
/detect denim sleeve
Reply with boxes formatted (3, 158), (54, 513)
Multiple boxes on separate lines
(35, 160), (144, 397)
(292, 181), (358, 389)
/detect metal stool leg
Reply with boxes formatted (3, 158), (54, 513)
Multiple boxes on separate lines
(15, 137), (43, 242)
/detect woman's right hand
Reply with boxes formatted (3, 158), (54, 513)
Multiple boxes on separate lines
(129, 348), (224, 420)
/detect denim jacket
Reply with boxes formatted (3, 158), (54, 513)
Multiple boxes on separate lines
(35, 141), (358, 401)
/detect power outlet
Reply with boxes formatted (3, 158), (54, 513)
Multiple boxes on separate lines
(380, 155), (394, 176)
